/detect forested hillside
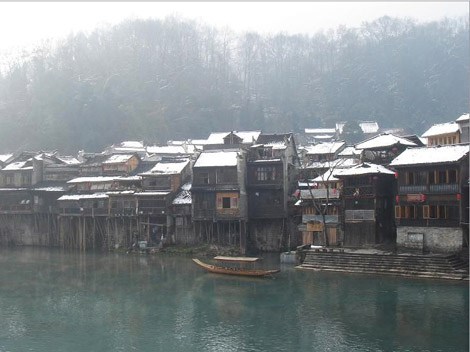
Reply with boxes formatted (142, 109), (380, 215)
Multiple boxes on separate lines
(0, 16), (468, 153)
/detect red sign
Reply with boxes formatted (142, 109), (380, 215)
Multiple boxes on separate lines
(406, 194), (426, 202)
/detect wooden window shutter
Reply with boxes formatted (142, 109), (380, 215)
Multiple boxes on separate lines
(217, 196), (222, 209)
(423, 205), (430, 219)
(395, 206), (401, 219)
(231, 197), (238, 209)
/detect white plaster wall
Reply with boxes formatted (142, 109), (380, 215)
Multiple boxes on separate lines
(397, 226), (463, 253)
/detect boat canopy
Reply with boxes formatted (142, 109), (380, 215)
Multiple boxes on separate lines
(214, 256), (260, 263)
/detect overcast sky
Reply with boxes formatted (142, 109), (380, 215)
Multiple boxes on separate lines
(0, 2), (468, 55)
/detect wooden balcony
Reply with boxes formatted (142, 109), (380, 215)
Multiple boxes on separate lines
(398, 184), (459, 194)
(300, 188), (340, 199)
(138, 207), (167, 216)
(59, 208), (108, 216)
(0, 204), (33, 214)
(109, 208), (137, 216)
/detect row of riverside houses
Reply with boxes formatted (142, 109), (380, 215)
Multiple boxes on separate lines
(0, 133), (300, 253)
(297, 113), (469, 254)
(0, 113), (468, 254)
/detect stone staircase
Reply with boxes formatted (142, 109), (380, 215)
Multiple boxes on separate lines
(298, 250), (469, 280)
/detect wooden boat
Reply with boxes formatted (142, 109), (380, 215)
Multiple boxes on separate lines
(192, 258), (280, 277)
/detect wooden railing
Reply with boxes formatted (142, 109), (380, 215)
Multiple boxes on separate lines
(398, 184), (459, 194)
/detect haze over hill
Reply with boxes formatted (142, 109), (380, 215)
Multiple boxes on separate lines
(0, 15), (468, 153)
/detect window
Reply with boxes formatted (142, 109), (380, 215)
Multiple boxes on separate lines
(216, 193), (239, 209)
(256, 166), (276, 181)
(395, 205), (417, 219)
(222, 197), (231, 208)
(197, 172), (209, 184)
(448, 169), (458, 183)
(5, 175), (14, 185)
(21, 173), (31, 185)
(428, 171), (435, 185)
(438, 170), (447, 184)
(423, 205), (447, 219)
(407, 172), (414, 185)
(175, 217), (184, 226)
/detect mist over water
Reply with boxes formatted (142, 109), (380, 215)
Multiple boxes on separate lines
(0, 247), (468, 352)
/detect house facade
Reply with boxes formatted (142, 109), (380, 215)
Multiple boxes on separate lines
(390, 144), (469, 253)
(191, 149), (248, 251)
(334, 163), (396, 247)
(246, 133), (300, 251)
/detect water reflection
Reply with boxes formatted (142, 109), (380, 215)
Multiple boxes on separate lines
(0, 248), (467, 352)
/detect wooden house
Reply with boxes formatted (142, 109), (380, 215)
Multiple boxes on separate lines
(102, 154), (140, 176)
(169, 183), (193, 245)
(136, 158), (191, 244)
(355, 133), (418, 165)
(298, 168), (342, 246)
(135, 191), (172, 243)
(390, 144), (469, 253)
(334, 163), (396, 247)
(78, 152), (109, 176)
(203, 131), (261, 149)
(139, 158), (191, 192)
(0, 188), (33, 214)
(246, 133), (300, 251)
(422, 122), (461, 146)
(303, 141), (346, 164)
(191, 149), (247, 251)
(303, 128), (337, 144)
(103, 141), (147, 158)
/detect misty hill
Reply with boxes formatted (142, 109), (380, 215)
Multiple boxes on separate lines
(0, 16), (468, 153)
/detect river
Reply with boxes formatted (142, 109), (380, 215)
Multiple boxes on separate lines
(0, 247), (468, 352)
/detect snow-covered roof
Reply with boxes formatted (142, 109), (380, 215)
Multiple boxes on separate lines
(58, 193), (109, 201)
(390, 145), (469, 167)
(141, 160), (189, 175)
(106, 190), (135, 196)
(103, 154), (135, 164)
(306, 158), (360, 170)
(146, 145), (196, 155)
(421, 122), (459, 138)
(336, 121), (379, 134)
(194, 150), (239, 168)
(305, 128), (336, 134)
(56, 156), (81, 165)
(261, 141), (287, 150)
(134, 191), (170, 196)
(338, 146), (362, 157)
(312, 169), (340, 182)
(313, 135), (335, 140)
(252, 159), (282, 163)
(334, 163), (394, 177)
(355, 133), (417, 150)
(32, 186), (68, 192)
(67, 176), (116, 184)
(120, 141), (144, 148)
(456, 113), (469, 122)
(0, 154), (13, 163)
(360, 121), (380, 134)
(116, 176), (141, 182)
(206, 131), (261, 144)
(304, 141), (345, 155)
(2, 161), (32, 171)
(172, 183), (192, 205)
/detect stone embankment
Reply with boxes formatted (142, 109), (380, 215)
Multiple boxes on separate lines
(297, 248), (469, 281)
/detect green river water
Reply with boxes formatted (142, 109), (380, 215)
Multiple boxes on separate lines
(0, 247), (468, 352)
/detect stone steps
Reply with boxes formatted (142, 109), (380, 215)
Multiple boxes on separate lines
(298, 251), (469, 280)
